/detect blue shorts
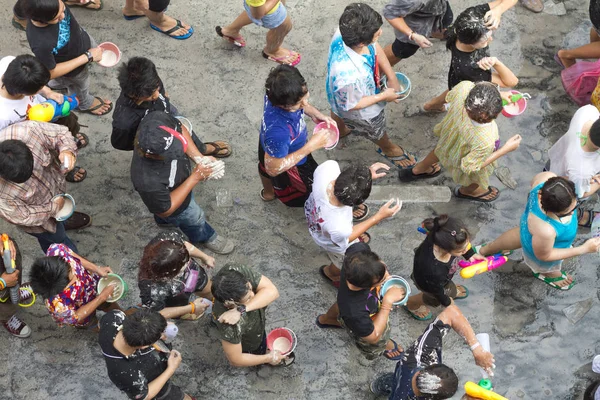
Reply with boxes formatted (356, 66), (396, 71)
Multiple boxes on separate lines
(243, 1), (287, 29)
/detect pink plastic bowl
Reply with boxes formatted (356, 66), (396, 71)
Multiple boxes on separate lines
(266, 327), (297, 355)
(98, 42), (122, 67)
(314, 122), (340, 150)
(501, 90), (527, 118)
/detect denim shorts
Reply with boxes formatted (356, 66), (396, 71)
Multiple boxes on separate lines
(243, 0), (287, 29)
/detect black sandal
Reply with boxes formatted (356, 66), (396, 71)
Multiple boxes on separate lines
(399, 163), (442, 182)
(203, 141), (232, 158)
(74, 132), (89, 149)
(453, 186), (500, 203)
(65, 166), (87, 183)
(352, 203), (369, 222)
(79, 97), (113, 116)
(577, 209), (600, 228)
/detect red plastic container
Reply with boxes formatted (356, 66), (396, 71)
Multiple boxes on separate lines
(501, 90), (527, 118)
(98, 42), (122, 67)
(266, 327), (296, 355)
(314, 122), (339, 150)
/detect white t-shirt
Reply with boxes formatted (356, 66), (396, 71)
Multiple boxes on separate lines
(304, 160), (354, 254)
(0, 56), (45, 131)
(548, 105), (600, 197)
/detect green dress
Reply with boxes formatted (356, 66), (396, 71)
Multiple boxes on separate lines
(433, 81), (499, 189)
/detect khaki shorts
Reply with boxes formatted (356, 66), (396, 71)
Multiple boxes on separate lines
(338, 316), (390, 360)
(327, 251), (344, 268)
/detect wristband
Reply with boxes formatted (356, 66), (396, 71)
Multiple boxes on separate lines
(189, 302), (195, 314)
(470, 342), (481, 351)
(0, 278), (5, 290)
(85, 50), (93, 63)
(408, 31), (415, 41)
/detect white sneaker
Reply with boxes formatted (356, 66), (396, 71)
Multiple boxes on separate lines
(2, 314), (31, 338)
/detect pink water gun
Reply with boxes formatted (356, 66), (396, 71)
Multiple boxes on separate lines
(458, 255), (507, 279)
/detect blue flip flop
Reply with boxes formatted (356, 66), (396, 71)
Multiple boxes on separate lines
(376, 148), (417, 170)
(454, 285), (469, 300)
(150, 20), (194, 40)
(123, 14), (144, 21)
(383, 339), (404, 360)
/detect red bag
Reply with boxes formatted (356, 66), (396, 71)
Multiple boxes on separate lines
(561, 59), (600, 106)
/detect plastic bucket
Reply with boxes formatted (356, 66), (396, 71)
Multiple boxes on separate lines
(501, 90), (527, 118)
(98, 42), (122, 67)
(97, 273), (129, 302)
(380, 275), (411, 306)
(266, 327), (297, 356)
(175, 116), (193, 133)
(380, 72), (411, 101)
(51, 193), (76, 222)
(313, 121), (339, 150)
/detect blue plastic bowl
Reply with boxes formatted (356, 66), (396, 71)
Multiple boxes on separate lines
(380, 275), (411, 306)
(380, 72), (411, 100)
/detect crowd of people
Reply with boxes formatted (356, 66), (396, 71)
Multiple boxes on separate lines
(0, 0), (600, 398)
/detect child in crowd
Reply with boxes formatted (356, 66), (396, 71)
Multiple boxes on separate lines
(305, 160), (401, 287)
(258, 65), (333, 206)
(326, 3), (417, 169)
(382, 0), (454, 66)
(405, 215), (479, 320)
(316, 243), (407, 361)
(216, 0), (300, 66)
(30, 243), (120, 328)
(99, 309), (196, 400)
(424, 2), (518, 112)
(211, 265), (291, 366)
(138, 231), (213, 320)
(0, 55), (87, 183)
(23, 0), (112, 116)
(408, 81), (522, 202)
(112, 57), (231, 157)
(0, 235), (32, 338)
(556, 0), (600, 69)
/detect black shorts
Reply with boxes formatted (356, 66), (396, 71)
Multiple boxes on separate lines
(391, 40), (420, 60)
(156, 382), (185, 400)
(149, 0), (170, 12)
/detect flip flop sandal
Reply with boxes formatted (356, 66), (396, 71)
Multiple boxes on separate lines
(203, 141), (232, 158)
(65, 166), (87, 183)
(315, 315), (342, 329)
(319, 265), (340, 289)
(123, 14), (145, 20)
(554, 53), (565, 69)
(399, 163), (442, 182)
(66, 0), (103, 10)
(533, 272), (575, 291)
(11, 17), (26, 31)
(383, 339), (404, 361)
(454, 285), (469, 300)
(473, 243), (513, 257)
(358, 232), (371, 244)
(215, 26), (246, 47)
(453, 186), (500, 203)
(404, 305), (433, 321)
(260, 189), (275, 202)
(79, 97), (113, 116)
(376, 148), (417, 170)
(262, 50), (301, 67)
(577, 209), (599, 228)
(150, 20), (194, 40)
(64, 211), (92, 230)
(74, 132), (89, 149)
(352, 203), (369, 222)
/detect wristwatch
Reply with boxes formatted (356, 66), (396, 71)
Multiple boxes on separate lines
(236, 305), (247, 316)
(85, 50), (93, 63)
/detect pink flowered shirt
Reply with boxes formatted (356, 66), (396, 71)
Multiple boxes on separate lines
(44, 244), (101, 327)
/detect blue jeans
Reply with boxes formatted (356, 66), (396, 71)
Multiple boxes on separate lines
(27, 221), (78, 254)
(154, 195), (216, 244)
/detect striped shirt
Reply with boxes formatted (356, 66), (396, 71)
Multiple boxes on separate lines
(0, 121), (77, 233)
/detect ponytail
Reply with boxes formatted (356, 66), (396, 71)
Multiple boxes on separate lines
(422, 215), (470, 252)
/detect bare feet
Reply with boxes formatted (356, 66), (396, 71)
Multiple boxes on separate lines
(407, 305), (431, 319)
(317, 314), (340, 327)
(263, 48), (301, 64)
(383, 148), (416, 168)
(384, 340), (403, 358)
(423, 100), (446, 112)
(84, 98), (112, 116)
(541, 271), (573, 288)
(556, 50), (576, 69)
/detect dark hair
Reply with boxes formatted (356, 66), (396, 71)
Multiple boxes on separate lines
(445, 7), (489, 50)
(2, 55), (50, 96)
(334, 164), (373, 206)
(0, 140), (34, 183)
(29, 256), (70, 299)
(422, 215), (469, 253)
(540, 176), (577, 214)
(122, 309), (167, 347)
(415, 364), (458, 399)
(117, 57), (161, 100)
(211, 268), (249, 303)
(584, 381), (600, 400)
(23, 0), (60, 23)
(138, 239), (189, 281)
(265, 65), (308, 108)
(464, 82), (503, 124)
(344, 248), (386, 289)
(589, 119), (600, 147)
(339, 3), (383, 48)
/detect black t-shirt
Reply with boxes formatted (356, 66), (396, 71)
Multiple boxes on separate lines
(98, 310), (172, 400)
(591, 0), (600, 30)
(337, 242), (381, 338)
(130, 148), (192, 218)
(26, 5), (91, 77)
(447, 4), (492, 90)
(112, 81), (171, 151)
(412, 239), (459, 307)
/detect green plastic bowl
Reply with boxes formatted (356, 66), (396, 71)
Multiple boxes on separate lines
(97, 273), (128, 303)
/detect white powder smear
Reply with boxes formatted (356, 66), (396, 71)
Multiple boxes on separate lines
(100, 50), (118, 66)
(417, 372), (442, 394)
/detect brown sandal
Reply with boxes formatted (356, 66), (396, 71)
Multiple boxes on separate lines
(203, 141), (232, 158)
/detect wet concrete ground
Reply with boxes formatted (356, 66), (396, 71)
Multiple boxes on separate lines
(1, 0), (600, 398)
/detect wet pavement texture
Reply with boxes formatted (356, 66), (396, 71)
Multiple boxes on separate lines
(1, 0), (600, 398)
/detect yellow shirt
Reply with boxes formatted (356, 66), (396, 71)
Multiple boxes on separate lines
(245, 0), (280, 14)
